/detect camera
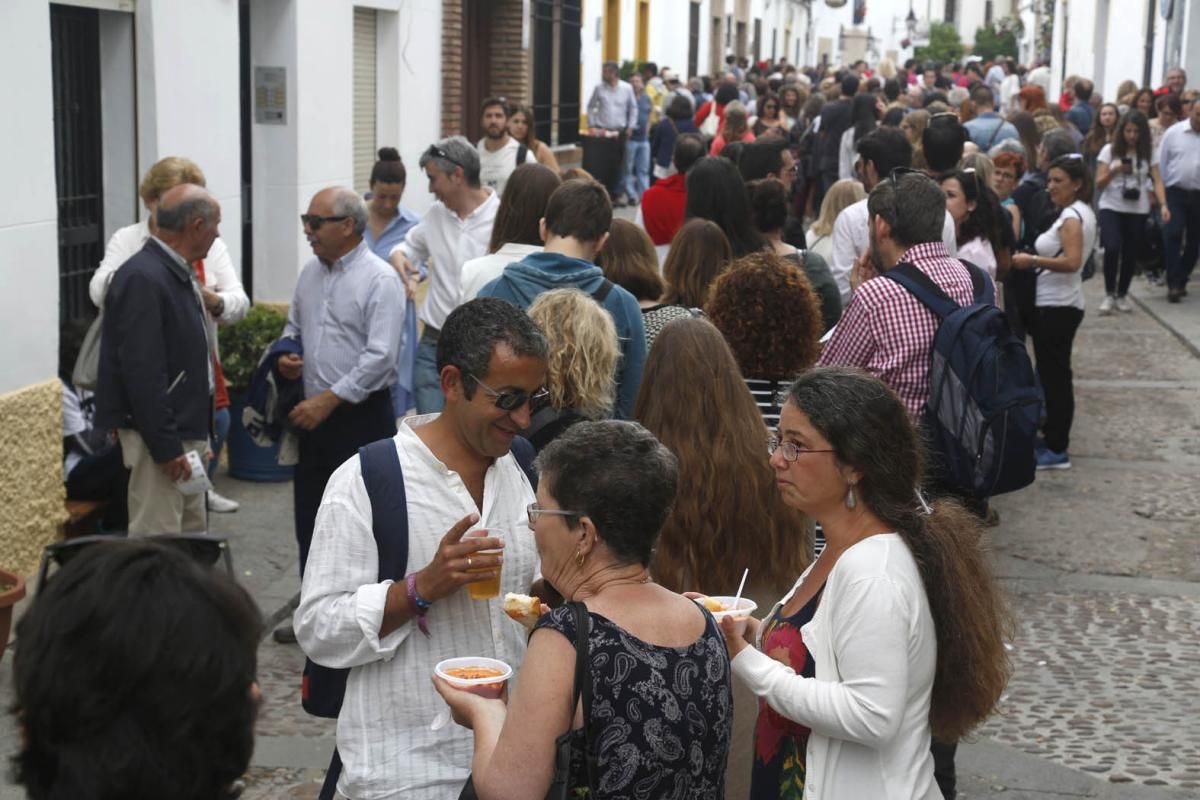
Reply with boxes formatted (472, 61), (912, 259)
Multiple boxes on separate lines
(1123, 186), (1141, 201)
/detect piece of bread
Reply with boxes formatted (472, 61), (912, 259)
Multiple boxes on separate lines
(503, 593), (544, 626)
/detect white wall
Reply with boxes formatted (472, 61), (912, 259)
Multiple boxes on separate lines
(136, 0), (243, 275)
(648, 0), (694, 79)
(0, 0), (60, 392)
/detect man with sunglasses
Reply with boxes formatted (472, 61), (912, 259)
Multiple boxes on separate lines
(389, 137), (499, 414)
(295, 298), (547, 799)
(273, 187), (405, 643)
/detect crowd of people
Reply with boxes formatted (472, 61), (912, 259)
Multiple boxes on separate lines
(26, 49), (1200, 800)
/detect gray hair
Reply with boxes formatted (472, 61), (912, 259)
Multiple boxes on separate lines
(329, 188), (368, 235)
(867, 172), (946, 248)
(418, 136), (481, 188)
(156, 196), (217, 233)
(987, 138), (1026, 160)
(1039, 129), (1078, 166)
(535, 420), (679, 568)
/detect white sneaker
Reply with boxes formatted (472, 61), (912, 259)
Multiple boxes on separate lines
(207, 490), (240, 513)
(1115, 295), (1134, 313)
(1098, 295), (1115, 315)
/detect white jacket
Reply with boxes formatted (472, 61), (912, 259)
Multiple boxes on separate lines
(731, 534), (941, 800)
(89, 219), (249, 357)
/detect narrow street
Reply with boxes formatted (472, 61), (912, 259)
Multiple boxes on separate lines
(2, 276), (1197, 800)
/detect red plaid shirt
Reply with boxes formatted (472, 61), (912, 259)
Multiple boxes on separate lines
(817, 242), (981, 418)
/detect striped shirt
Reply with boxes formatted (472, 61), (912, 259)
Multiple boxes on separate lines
(745, 377), (789, 430)
(817, 242), (981, 418)
(283, 241), (406, 403)
(295, 414), (540, 799)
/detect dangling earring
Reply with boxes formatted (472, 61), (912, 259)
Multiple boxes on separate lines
(845, 482), (858, 510)
(575, 549), (586, 568)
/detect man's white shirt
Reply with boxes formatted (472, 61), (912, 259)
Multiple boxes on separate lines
(295, 414), (539, 799)
(477, 137), (537, 196)
(829, 198), (958, 306)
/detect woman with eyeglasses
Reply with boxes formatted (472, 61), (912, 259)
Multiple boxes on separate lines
(992, 150), (1027, 241)
(752, 92), (792, 138)
(721, 366), (1011, 800)
(434, 420), (733, 799)
(1094, 110), (1169, 314)
(1010, 154), (1098, 470)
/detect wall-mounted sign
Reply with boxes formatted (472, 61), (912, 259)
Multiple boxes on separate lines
(254, 66), (287, 125)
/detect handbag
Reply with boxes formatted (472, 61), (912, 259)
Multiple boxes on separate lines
(72, 310), (104, 391)
(458, 601), (597, 800)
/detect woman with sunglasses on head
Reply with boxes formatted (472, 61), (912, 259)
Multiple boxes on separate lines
(939, 167), (1012, 283)
(1094, 110), (1169, 314)
(434, 420), (733, 800)
(722, 366), (1011, 800)
(1010, 155), (1098, 470)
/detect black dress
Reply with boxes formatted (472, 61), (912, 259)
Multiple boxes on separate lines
(535, 604), (733, 799)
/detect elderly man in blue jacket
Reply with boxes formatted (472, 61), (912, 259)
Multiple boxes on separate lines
(477, 179), (646, 418)
(95, 184), (221, 534)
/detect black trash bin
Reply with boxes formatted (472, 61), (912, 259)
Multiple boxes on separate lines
(580, 134), (624, 195)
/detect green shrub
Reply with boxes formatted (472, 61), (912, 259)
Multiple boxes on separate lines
(219, 305), (288, 393)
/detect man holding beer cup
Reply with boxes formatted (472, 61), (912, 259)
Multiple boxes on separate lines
(295, 298), (550, 800)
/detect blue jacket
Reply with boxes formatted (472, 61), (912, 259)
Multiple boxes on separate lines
(651, 116), (699, 168)
(478, 252), (647, 419)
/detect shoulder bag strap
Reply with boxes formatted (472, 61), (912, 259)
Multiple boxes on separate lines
(509, 435), (539, 490)
(590, 278), (614, 304)
(880, 262), (960, 320)
(359, 438), (410, 580)
(986, 116), (1005, 149)
(569, 601), (598, 791)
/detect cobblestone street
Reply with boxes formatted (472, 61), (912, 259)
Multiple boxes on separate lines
(1, 278), (1197, 800)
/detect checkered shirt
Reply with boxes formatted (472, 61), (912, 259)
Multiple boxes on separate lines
(817, 242), (983, 418)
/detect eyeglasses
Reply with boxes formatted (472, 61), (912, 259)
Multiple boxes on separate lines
(425, 144), (466, 170)
(470, 374), (550, 411)
(888, 166), (921, 185)
(527, 502), (584, 524)
(768, 436), (834, 462)
(300, 214), (351, 230)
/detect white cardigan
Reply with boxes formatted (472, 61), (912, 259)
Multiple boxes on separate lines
(731, 533), (941, 800)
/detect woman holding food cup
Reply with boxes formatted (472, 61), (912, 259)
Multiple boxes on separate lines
(433, 420), (733, 799)
(720, 367), (1012, 800)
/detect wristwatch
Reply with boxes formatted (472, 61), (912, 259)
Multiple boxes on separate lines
(214, 296), (225, 317)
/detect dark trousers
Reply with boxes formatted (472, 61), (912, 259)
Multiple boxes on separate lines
(932, 737), (958, 799)
(66, 445), (130, 532)
(1003, 269), (1038, 342)
(1163, 186), (1200, 290)
(1099, 209), (1147, 297)
(294, 389), (395, 575)
(1030, 306), (1084, 454)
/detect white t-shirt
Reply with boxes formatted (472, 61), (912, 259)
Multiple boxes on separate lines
(1034, 201), (1097, 310)
(1096, 143), (1152, 215)
(957, 236), (997, 282)
(477, 137), (537, 196)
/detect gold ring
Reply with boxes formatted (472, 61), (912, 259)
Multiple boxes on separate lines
(467, 557), (473, 569)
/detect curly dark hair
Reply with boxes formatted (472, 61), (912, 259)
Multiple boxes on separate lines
(705, 251), (823, 380)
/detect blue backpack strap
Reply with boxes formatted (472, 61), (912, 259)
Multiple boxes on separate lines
(881, 262), (959, 320)
(509, 435), (538, 491)
(358, 438), (409, 580)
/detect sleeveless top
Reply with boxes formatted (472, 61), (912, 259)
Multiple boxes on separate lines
(749, 587), (824, 800)
(534, 604), (733, 799)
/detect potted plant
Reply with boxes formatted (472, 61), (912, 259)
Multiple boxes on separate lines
(219, 304), (295, 482)
(1, 568), (26, 660)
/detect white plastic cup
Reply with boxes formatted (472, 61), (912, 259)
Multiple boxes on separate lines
(434, 657), (513, 699)
(695, 595), (759, 635)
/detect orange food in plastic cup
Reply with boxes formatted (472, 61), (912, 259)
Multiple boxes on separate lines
(435, 657), (513, 699)
(694, 595), (759, 635)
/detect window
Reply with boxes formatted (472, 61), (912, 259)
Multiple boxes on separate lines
(944, 0), (956, 24)
(352, 7), (377, 193)
(985, 0), (993, 24)
(532, 0), (581, 147)
(753, 19), (762, 61)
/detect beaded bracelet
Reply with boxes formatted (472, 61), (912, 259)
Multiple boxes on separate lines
(405, 573), (431, 638)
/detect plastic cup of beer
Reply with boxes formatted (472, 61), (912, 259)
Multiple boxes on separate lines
(465, 529), (504, 600)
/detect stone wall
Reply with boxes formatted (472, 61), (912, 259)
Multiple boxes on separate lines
(441, 0), (530, 137)
(490, 0), (529, 107)
(0, 380), (65, 577)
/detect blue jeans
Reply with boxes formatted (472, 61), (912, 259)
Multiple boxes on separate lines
(1163, 186), (1200, 290)
(209, 406), (230, 476)
(623, 139), (650, 201)
(414, 329), (445, 414)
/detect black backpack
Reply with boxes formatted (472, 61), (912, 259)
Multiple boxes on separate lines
(883, 262), (1042, 499)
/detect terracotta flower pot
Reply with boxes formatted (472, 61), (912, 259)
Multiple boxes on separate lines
(0, 568), (27, 661)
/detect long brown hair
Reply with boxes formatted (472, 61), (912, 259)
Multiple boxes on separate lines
(596, 219), (663, 302)
(786, 367), (1012, 740)
(487, 163), (561, 253)
(662, 219), (733, 306)
(508, 102), (541, 151)
(634, 318), (813, 593)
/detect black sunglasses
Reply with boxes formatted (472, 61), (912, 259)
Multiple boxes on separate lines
(425, 144), (466, 170)
(469, 373), (550, 411)
(301, 214), (351, 230)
